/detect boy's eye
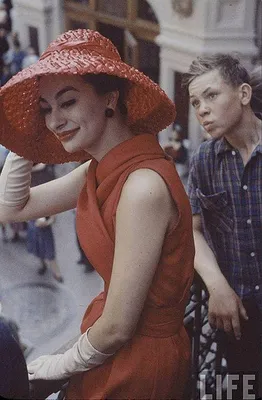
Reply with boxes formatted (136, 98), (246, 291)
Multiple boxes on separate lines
(208, 93), (217, 100)
(191, 100), (199, 108)
(61, 99), (76, 108)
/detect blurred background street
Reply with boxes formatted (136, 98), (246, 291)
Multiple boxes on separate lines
(0, 164), (103, 364)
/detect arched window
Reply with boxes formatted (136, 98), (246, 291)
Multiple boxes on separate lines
(97, 0), (127, 18)
(137, 0), (158, 23)
(70, 0), (89, 5)
(255, 0), (262, 60)
(64, 0), (160, 81)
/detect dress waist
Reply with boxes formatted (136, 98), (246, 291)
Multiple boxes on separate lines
(81, 292), (185, 338)
(135, 304), (185, 338)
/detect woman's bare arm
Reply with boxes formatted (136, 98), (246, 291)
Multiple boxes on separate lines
(88, 168), (176, 353)
(0, 157), (91, 223)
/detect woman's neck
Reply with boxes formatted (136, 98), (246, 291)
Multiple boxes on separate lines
(87, 117), (135, 162)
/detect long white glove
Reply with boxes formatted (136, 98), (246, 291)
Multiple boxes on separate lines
(27, 329), (114, 381)
(0, 151), (33, 208)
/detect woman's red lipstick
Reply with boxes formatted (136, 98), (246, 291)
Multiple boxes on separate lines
(56, 129), (78, 142)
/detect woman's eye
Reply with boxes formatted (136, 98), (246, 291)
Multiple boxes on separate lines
(61, 99), (76, 109)
(39, 107), (51, 116)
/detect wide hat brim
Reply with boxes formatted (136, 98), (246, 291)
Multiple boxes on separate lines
(0, 34), (176, 164)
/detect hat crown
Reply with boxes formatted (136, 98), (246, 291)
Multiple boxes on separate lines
(41, 29), (121, 61)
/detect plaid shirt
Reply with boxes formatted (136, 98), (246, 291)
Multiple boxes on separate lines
(187, 138), (262, 306)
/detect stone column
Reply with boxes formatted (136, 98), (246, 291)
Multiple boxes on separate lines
(157, 49), (175, 147)
(12, 0), (60, 54)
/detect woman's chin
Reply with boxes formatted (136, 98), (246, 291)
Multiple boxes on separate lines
(62, 143), (81, 154)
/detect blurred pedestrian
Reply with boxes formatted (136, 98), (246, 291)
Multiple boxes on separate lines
(0, 316), (29, 399)
(9, 37), (25, 75)
(0, 144), (8, 241)
(250, 64), (262, 120)
(0, 2), (7, 30)
(0, 63), (11, 84)
(22, 46), (39, 69)
(75, 219), (94, 272)
(0, 26), (9, 77)
(1, 0), (12, 32)
(0, 143), (8, 171)
(27, 215), (64, 283)
(0, 29), (194, 399)
(72, 164), (94, 273)
(9, 221), (26, 242)
(26, 162), (63, 282)
(184, 53), (262, 399)
(0, 222), (7, 241)
(164, 123), (188, 177)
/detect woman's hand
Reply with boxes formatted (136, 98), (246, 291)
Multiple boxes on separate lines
(28, 354), (70, 381)
(35, 217), (49, 228)
(27, 329), (113, 381)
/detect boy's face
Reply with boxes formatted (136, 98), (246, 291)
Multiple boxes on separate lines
(189, 69), (243, 139)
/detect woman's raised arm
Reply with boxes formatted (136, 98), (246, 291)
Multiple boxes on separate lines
(0, 152), (90, 223)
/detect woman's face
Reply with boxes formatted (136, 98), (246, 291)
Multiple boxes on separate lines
(39, 75), (109, 154)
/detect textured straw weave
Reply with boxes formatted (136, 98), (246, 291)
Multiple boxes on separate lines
(0, 29), (176, 164)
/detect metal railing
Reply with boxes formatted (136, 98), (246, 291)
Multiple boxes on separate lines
(184, 274), (228, 400)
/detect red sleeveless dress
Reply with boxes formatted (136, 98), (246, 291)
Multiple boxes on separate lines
(66, 134), (194, 400)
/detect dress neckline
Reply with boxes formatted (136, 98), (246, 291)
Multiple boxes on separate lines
(95, 133), (165, 185)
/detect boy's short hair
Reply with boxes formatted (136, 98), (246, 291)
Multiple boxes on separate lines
(182, 53), (250, 90)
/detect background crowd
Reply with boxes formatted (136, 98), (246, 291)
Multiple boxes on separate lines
(0, 0), (38, 86)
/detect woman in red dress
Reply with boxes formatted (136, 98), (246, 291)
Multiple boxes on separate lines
(0, 29), (194, 399)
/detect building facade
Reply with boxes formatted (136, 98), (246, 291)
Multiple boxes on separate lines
(12, 0), (261, 151)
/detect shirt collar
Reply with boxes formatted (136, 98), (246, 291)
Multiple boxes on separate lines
(253, 143), (262, 156)
(216, 138), (262, 157)
(216, 138), (233, 156)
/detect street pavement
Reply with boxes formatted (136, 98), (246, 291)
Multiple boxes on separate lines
(0, 163), (103, 364)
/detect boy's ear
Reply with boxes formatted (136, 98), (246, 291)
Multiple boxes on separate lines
(239, 83), (252, 106)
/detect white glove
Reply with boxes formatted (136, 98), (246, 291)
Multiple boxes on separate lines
(27, 329), (114, 381)
(0, 151), (33, 207)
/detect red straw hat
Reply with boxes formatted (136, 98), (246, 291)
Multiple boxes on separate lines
(0, 29), (176, 164)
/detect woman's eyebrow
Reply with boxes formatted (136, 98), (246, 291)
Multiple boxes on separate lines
(39, 86), (79, 103)
(55, 86), (79, 100)
(39, 97), (48, 103)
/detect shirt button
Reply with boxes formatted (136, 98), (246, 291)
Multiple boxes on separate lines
(243, 185), (248, 190)
(247, 219), (252, 224)
(250, 252), (255, 257)
(255, 285), (260, 291)
(232, 150), (236, 155)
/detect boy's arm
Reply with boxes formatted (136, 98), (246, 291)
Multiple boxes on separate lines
(193, 214), (248, 340)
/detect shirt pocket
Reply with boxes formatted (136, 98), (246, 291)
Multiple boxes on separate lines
(196, 188), (234, 233)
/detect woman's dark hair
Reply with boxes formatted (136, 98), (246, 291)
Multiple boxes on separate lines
(182, 54), (262, 117)
(82, 73), (129, 116)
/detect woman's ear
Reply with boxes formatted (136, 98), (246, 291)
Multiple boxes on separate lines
(106, 90), (119, 111)
(239, 83), (252, 106)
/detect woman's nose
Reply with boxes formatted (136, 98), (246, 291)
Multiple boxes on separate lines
(48, 109), (66, 132)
